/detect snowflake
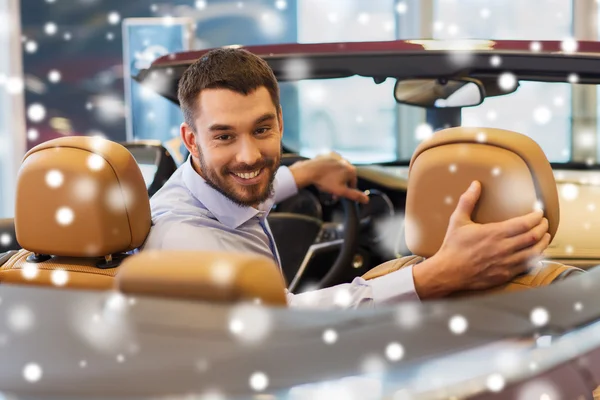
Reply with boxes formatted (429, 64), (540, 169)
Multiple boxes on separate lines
(51, 269), (69, 286)
(284, 59), (310, 80)
(560, 183), (579, 201)
(530, 307), (549, 326)
(449, 315), (468, 334)
(44, 22), (57, 36)
(357, 13), (370, 25)
(574, 302), (583, 311)
(476, 132), (487, 142)
(107, 12), (120, 25)
(322, 329), (337, 344)
(116, 353), (125, 363)
(360, 354), (386, 375)
(63, 32), (72, 41)
(21, 263), (39, 280)
(588, 203), (596, 212)
(228, 304), (273, 344)
(333, 288), (351, 307)
(48, 70), (61, 83)
(106, 32), (114, 41)
(491, 167), (501, 176)
(533, 106), (552, 125)
(45, 169), (64, 188)
(396, 2), (408, 14)
(56, 207), (74, 226)
(27, 128), (39, 140)
(210, 261), (235, 286)
(561, 38), (578, 53)
(23, 363), (42, 382)
(25, 40), (38, 53)
(0, 233), (11, 246)
(486, 373), (505, 392)
(385, 342), (404, 362)
(553, 96), (564, 107)
(27, 103), (46, 122)
(195, 0), (207, 10)
(568, 73), (579, 84)
(498, 72), (517, 91)
(415, 123), (433, 141)
(72, 176), (99, 203)
(8, 305), (35, 332)
(487, 110), (498, 120)
(480, 8), (491, 18)
(87, 154), (105, 171)
(275, 0), (287, 10)
(448, 164), (457, 173)
(444, 196), (453, 205)
(249, 371), (269, 391)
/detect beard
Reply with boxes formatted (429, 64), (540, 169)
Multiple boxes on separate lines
(198, 148), (280, 208)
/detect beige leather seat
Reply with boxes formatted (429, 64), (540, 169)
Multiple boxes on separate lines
(0, 135), (287, 305)
(116, 250), (288, 306)
(363, 126), (584, 295)
(0, 136), (151, 289)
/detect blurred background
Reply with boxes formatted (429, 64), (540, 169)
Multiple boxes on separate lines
(0, 0), (595, 217)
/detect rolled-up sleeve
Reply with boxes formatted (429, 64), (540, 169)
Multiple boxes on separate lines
(273, 166), (299, 204)
(286, 266), (420, 309)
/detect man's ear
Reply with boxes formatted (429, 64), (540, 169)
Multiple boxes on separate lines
(181, 122), (199, 158)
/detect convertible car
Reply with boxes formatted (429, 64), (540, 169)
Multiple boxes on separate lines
(1, 40), (600, 399)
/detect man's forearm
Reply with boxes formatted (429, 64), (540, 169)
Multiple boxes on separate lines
(288, 159), (317, 190)
(412, 256), (458, 299)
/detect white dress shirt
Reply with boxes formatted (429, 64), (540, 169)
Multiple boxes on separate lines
(143, 157), (420, 308)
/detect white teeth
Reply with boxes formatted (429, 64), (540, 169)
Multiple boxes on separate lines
(235, 170), (260, 179)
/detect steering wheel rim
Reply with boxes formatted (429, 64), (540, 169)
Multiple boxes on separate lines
(279, 154), (360, 290)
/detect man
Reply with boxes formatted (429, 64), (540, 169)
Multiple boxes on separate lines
(143, 48), (550, 308)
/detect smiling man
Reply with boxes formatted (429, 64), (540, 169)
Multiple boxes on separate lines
(142, 48), (550, 308)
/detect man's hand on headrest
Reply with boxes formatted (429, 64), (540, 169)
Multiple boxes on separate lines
(412, 180), (550, 298)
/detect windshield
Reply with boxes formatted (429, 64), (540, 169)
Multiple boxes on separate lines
(280, 77), (578, 165)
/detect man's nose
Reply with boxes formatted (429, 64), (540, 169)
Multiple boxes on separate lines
(236, 136), (261, 166)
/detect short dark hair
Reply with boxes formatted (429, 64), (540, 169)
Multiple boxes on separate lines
(177, 48), (281, 130)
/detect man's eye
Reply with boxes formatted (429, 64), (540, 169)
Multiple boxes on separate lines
(255, 127), (270, 135)
(216, 134), (232, 141)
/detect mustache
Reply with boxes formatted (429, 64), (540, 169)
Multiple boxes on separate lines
(226, 158), (276, 174)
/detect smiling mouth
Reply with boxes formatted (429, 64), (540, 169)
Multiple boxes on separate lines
(232, 169), (262, 180)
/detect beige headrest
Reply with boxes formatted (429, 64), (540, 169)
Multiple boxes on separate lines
(116, 251), (288, 306)
(405, 127), (559, 258)
(15, 136), (151, 257)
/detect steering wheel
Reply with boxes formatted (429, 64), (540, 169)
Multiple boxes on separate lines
(269, 154), (360, 292)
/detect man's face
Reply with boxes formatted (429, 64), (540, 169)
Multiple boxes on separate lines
(189, 86), (283, 207)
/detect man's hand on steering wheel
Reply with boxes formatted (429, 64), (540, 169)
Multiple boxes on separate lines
(288, 152), (370, 204)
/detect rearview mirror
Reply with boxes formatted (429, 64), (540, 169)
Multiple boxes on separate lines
(394, 78), (485, 108)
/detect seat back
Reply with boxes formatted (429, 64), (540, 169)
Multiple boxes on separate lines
(1, 136), (151, 289)
(404, 126), (559, 257)
(363, 127), (583, 293)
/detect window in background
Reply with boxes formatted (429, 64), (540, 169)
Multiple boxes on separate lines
(134, 0), (300, 157)
(290, 0), (423, 164)
(433, 0), (573, 163)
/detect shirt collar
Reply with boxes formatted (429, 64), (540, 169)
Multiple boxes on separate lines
(181, 156), (274, 229)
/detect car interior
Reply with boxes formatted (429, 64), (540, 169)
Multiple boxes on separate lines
(0, 123), (587, 301)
